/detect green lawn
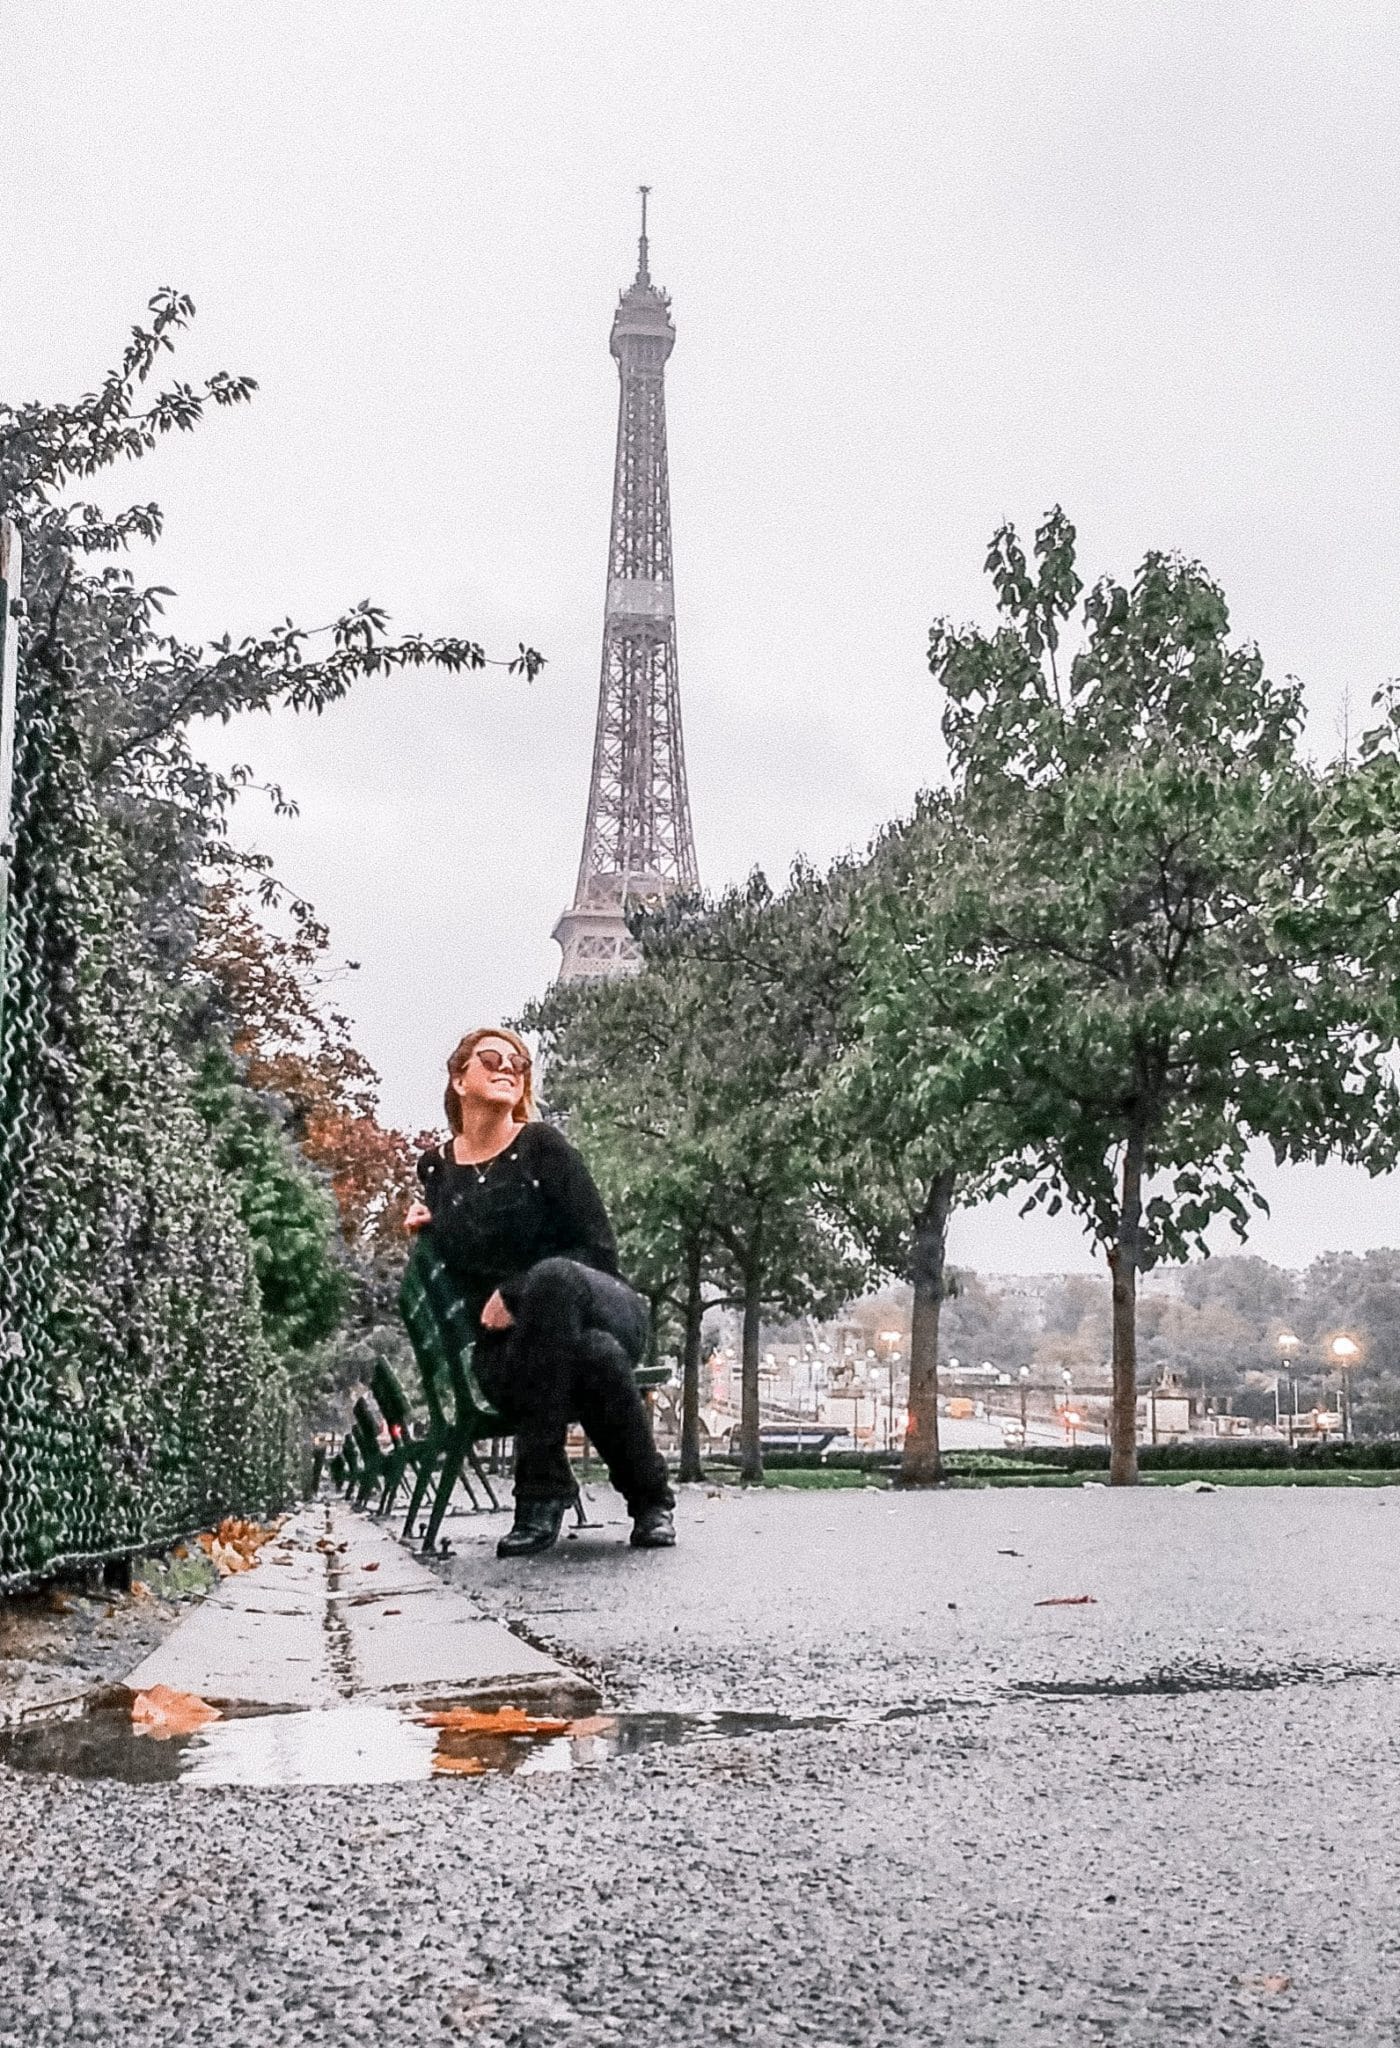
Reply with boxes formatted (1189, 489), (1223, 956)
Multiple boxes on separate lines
(677, 1465), (1400, 1491)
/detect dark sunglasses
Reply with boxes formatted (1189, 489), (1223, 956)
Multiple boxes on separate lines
(472, 1047), (531, 1077)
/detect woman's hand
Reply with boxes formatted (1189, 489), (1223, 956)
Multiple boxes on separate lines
(480, 1289), (515, 1332)
(404, 1200), (432, 1233)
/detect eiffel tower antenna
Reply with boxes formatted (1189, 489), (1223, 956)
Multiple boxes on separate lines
(552, 194), (700, 982)
(637, 184), (651, 283)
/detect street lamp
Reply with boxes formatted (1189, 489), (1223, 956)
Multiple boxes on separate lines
(1018, 1365), (1030, 1440)
(1276, 1333), (1300, 1441)
(1330, 1334), (1361, 1441)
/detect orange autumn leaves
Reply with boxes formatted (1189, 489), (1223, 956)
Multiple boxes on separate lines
(418, 1703), (618, 1778)
(197, 1516), (280, 1577)
(419, 1705), (572, 1735)
(131, 1685), (222, 1738)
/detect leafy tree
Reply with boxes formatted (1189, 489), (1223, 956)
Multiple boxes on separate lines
(530, 867), (865, 1484)
(928, 509), (1396, 1483)
(840, 798), (1027, 1483)
(195, 880), (421, 1262)
(527, 955), (737, 1484)
(642, 872), (868, 1482)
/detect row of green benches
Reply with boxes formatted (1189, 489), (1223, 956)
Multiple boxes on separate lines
(327, 1241), (672, 1550)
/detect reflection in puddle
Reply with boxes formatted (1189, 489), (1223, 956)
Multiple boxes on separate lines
(0, 1700), (866, 1789)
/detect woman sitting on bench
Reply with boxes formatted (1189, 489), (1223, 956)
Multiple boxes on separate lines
(404, 1027), (676, 1557)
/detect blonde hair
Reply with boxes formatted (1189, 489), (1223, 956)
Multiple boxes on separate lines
(444, 1027), (536, 1133)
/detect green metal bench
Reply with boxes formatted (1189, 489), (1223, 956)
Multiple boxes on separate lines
(396, 1239), (677, 1552)
(338, 1431), (363, 1498)
(350, 1397), (388, 1509)
(367, 1359), (419, 1517)
(398, 1238), (505, 1549)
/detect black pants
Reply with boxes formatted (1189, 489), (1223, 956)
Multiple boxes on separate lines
(474, 1258), (673, 1514)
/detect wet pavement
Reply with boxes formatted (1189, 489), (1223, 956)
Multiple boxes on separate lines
(1, 1483), (1398, 2044)
(121, 1503), (591, 1710)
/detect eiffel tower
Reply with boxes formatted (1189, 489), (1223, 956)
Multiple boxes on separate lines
(553, 190), (700, 982)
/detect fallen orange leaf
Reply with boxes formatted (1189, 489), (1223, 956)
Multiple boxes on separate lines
(361, 1561), (380, 1572)
(432, 1753), (487, 1776)
(418, 1705), (570, 1737)
(131, 1685), (222, 1738)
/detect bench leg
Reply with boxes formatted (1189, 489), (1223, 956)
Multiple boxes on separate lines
(420, 1433), (472, 1552)
(464, 1441), (500, 1513)
(402, 1449), (440, 1542)
(378, 1444), (410, 1517)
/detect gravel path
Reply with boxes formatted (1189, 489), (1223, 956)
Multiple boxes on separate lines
(3, 1484), (1399, 2046)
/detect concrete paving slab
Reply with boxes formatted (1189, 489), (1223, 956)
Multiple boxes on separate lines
(124, 1502), (593, 1709)
(122, 1597), (333, 1709)
(345, 1593), (569, 1695)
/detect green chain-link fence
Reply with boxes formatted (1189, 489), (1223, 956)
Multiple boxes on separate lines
(0, 514), (304, 1588)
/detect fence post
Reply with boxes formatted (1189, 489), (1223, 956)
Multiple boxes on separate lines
(0, 518), (21, 1044)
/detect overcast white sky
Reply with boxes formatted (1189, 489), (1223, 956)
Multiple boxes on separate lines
(5, 1), (1399, 1272)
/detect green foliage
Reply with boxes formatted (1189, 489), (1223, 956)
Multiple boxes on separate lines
(930, 512), (1384, 1258)
(840, 797), (1037, 1481)
(194, 1046), (348, 1368)
(527, 864), (867, 1480)
(0, 293), (536, 1585)
(0, 628), (294, 1578)
(904, 509), (1397, 1481)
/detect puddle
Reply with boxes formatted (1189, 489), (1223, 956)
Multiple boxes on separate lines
(9, 1655), (1395, 1787)
(0, 1698), (902, 1789)
(1010, 1657), (1400, 1699)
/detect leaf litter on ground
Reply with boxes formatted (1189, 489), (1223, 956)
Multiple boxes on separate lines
(196, 1516), (281, 1577)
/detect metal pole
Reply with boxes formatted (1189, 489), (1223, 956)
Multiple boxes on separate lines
(0, 519), (23, 1044)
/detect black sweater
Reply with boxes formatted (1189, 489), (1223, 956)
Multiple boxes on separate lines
(416, 1122), (620, 1321)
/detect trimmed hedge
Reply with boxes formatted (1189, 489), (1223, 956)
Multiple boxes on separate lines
(718, 1438), (1400, 1476)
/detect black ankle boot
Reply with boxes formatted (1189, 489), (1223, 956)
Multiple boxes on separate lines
(496, 1497), (571, 1558)
(630, 1504), (676, 1549)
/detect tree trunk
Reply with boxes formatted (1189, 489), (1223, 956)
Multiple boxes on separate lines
(899, 1168), (956, 1487)
(738, 1246), (764, 1486)
(678, 1234), (705, 1484)
(1108, 1127), (1146, 1486)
